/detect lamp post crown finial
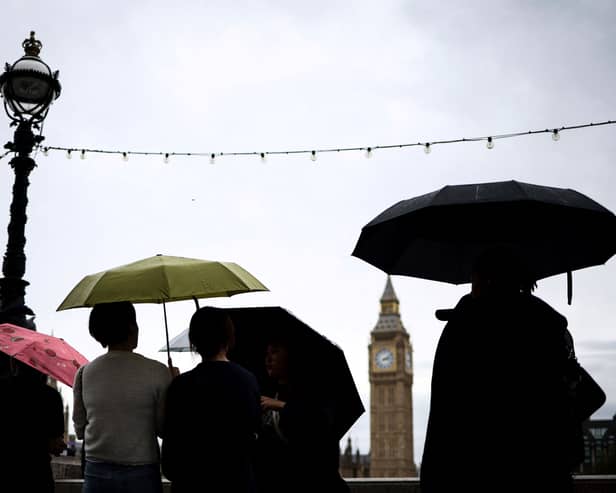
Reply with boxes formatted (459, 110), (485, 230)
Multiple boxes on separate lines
(22, 31), (42, 57)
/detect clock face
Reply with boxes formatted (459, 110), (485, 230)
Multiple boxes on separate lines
(405, 349), (412, 370)
(375, 348), (394, 369)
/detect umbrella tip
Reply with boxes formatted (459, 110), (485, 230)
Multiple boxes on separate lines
(435, 309), (453, 321)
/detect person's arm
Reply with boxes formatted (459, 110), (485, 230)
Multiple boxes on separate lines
(46, 386), (66, 455)
(72, 366), (87, 440)
(251, 375), (262, 443)
(155, 366), (173, 438)
(260, 395), (285, 411)
(161, 378), (185, 481)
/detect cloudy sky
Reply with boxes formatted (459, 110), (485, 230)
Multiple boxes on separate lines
(1, 0), (615, 465)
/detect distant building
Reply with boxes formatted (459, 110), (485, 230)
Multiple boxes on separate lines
(341, 277), (417, 478)
(578, 414), (616, 474)
(368, 276), (417, 477)
(340, 437), (370, 477)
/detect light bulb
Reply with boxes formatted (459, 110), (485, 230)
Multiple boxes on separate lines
(209, 153), (216, 165)
(424, 143), (431, 154)
(365, 147), (372, 159)
(310, 151), (317, 162)
(42, 147), (49, 156)
(486, 137), (494, 149)
(122, 152), (128, 162)
(164, 153), (170, 164)
(66, 149), (72, 159)
(260, 152), (267, 163)
(552, 129), (560, 141)
(80, 150), (86, 160)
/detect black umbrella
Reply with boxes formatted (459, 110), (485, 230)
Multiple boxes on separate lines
(352, 180), (616, 300)
(165, 306), (364, 440)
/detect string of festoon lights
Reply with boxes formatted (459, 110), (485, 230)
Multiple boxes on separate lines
(1, 119), (614, 163)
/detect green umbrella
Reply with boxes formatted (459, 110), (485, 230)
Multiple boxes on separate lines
(57, 254), (268, 365)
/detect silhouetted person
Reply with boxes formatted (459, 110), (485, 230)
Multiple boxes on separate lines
(421, 248), (581, 493)
(73, 301), (172, 493)
(256, 332), (349, 493)
(162, 307), (261, 493)
(0, 354), (65, 493)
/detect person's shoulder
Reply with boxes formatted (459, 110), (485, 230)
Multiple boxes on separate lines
(454, 293), (474, 309)
(79, 353), (107, 374)
(167, 368), (197, 393)
(148, 356), (170, 371)
(84, 353), (107, 365)
(38, 381), (63, 403)
(131, 353), (172, 382)
(442, 294), (475, 327)
(227, 362), (258, 385)
(132, 352), (166, 368)
(75, 362), (86, 376)
(523, 294), (567, 328)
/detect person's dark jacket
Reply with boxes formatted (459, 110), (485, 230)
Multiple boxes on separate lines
(161, 361), (261, 493)
(420, 293), (577, 493)
(256, 384), (349, 493)
(0, 374), (64, 493)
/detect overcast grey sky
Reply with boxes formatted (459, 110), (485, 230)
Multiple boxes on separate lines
(1, 0), (615, 464)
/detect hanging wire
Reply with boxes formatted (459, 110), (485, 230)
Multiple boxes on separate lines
(7, 118), (614, 162)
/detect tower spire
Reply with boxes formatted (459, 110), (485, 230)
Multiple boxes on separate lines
(373, 276), (405, 332)
(380, 276), (400, 316)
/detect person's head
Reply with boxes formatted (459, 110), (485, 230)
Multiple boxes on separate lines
(89, 301), (138, 349)
(0, 353), (46, 383)
(265, 330), (291, 383)
(471, 247), (535, 298)
(189, 307), (235, 359)
(0, 352), (11, 378)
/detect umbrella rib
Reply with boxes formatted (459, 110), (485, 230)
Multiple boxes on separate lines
(218, 263), (251, 294)
(159, 262), (171, 303)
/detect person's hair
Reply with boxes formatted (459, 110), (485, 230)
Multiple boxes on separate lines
(189, 307), (235, 359)
(0, 353), (46, 383)
(89, 301), (137, 348)
(473, 247), (536, 294)
(265, 325), (292, 350)
(0, 352), (11, 378)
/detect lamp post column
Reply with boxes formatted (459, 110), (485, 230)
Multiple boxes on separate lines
(0, 32), (60, 328)
(0, 122), (38, 327)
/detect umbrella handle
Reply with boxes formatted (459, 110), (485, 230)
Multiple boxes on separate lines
(162, 301), (172, 368)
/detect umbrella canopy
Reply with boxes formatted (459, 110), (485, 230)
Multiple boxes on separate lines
(57, 254), (268, 309)
(352, 180), (616, 285)
(0, 323), (88, 387)
(57, 254), (268, 366)
(164, 306), (364, 440)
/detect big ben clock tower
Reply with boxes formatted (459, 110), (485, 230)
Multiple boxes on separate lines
(369, 276), (417, 477)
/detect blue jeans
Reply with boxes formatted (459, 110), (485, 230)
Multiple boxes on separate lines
(83, 460), (163, 493)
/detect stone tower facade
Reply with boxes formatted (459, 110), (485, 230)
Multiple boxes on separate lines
(369, 276), (417, 477)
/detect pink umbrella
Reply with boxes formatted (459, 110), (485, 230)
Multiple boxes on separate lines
(0, 323), (88, 387)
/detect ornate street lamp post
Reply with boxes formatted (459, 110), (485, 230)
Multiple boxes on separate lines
(0, 32), (60, 328)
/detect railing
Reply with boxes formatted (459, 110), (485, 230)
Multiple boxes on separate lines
(52, 476), (616, 493)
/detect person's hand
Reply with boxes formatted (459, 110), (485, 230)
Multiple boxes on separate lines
(169, 366), (180, 378)
(48, 436), (66, 456)
(261, 395), (286, 411)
